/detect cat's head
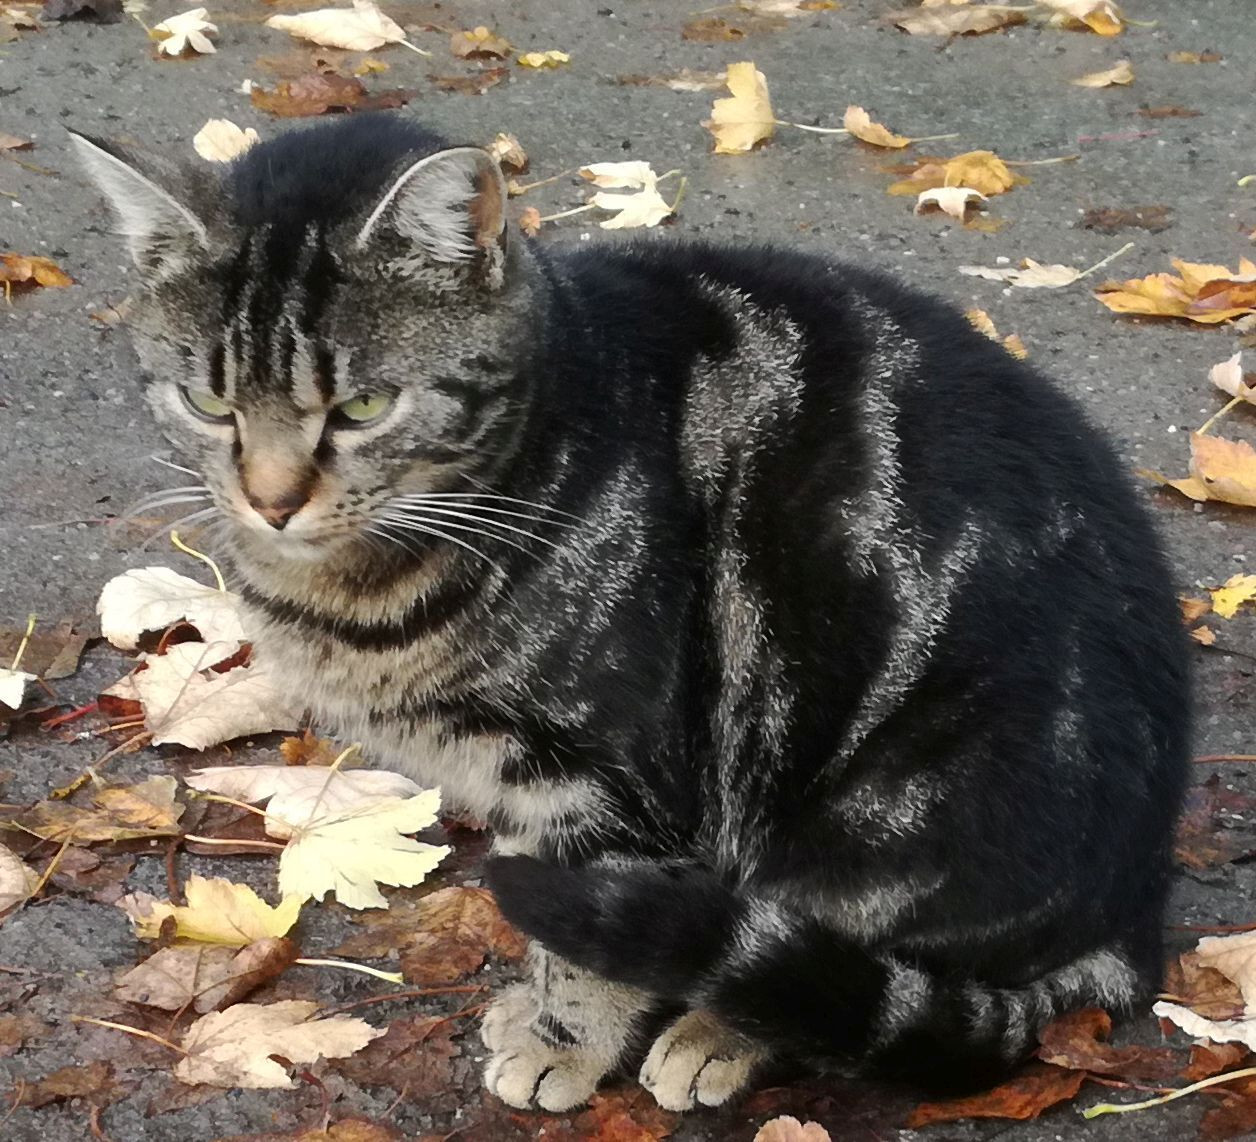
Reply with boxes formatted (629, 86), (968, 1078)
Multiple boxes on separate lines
(74, 115), (538, 567)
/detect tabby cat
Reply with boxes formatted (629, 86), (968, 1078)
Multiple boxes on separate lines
(75, 115), (1189, 1113)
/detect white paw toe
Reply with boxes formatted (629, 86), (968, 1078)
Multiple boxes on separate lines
(640, 1010), (763, 1111)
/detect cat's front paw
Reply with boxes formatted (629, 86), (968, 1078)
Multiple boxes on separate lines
(640, 1010), (764, 1111)
(480, 984), (611, 1112)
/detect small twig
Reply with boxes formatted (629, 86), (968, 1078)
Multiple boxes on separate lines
(429, 1000), (487, 1034)
(71, 1015), (186, 1055)
(1074, 241), (1135, 281)
(28, 835), (74, 901)
(1171, 921), (1256, 933)
(9, 613), (35, 672)
(1003, 153), (1081, 166)
(1085, 1075), (1178, 1096)
(397, 37), (430, 56)
(509, 167), (576, 195)
(320, 985), (486, 1017)
(1194, 754), (1256, 764)
(182, 834), (284, 852)
(50, 731), (152, 800)
(1085, 1066), (1256, 1118)
(88, 1104), (114, 1142)
(42, 701), (100, 730)
(537, 202), (597, 223)
(297, 1068), (332, 1132)
(295, 958), (404, 985)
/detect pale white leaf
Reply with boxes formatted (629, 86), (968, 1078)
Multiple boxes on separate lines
(0, 844), (37, 913)
(1152, 1000), (1256, 1052)
(97, 566), (246, 651)
(1209, 352), (1254, 403)
(265, 0), (405, 52)
(152, 7), (218, 56)
(591, 187), (675, 230)
(193, 120), (260, 163)
(579, 161), (659, 191)
(958, 258), (1084, 289)
(0, 667), (35, 710)
(914, 186), (986, 221)
(1197, 930), (1256, 1010)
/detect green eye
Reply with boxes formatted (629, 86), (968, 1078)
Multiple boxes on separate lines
(334, 391), (393, 425)
(180, 386), (233, 423)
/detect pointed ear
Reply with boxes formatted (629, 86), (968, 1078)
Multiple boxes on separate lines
(69, 131), (211, 276)
(354, 146), (509, 287)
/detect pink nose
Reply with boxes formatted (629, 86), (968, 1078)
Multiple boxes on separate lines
(249, 495), (305, 530)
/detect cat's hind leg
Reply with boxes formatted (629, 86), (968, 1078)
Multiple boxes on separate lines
(639, 1009), (766, 1111)
(481, 943), (653, 1111)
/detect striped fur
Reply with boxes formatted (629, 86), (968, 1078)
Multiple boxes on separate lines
(79, 115), (1190, 1111)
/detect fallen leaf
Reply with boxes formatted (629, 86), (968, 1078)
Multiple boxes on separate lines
(213, 1120), (406, 1141)
(1138, 104), (1202, 119)
(0, 1012), (48, 1058)
(0, 668), (35, 710)
(1192, 626), (1218, 646)
(518, 206), (541, 237)
(1198, 932), (1256, 1010)
(47, 847), (134, 902)
(885, 3), (1028, 36)
(184, 764), (423, 839)
(1181, 597), (1212, 623)
(450, 25), (511, 59)
(843, 105), (910, 149)
(612, 70), (728, 92)
(517, 49), (569, 69)
(0, 252), (74, 297)
(0, 619), (89, 679)
(486, 132), (528, 175)
(1080, 205), (1173, 233)
(1096, 258), (1256, 325)
(40, 0), (121, 22)
(0, 843), (37, 913)
(914, 186), (986, 221)
(0, 132), (32, 152)
(150, 6), (216, 56)
(965, 309), (1029, 358)
(1163, 947), (1247, 1021)
(175, 1000), (383, 1088)
(119, 876), (302, 945)
(960, 258), (1085, 289)
(754, 1116), (832, 1141)
(1034, 1007), (1182, 1081)
(1038, 0), (1124, 35)
(331, 1013), (460, 1099)
(115, 937), (298, 1012)
(1209, 352), (1256, 405)
(579, 161), (679, 230)
(279, 730), (343, 767)
(1153, 1000), (1256, 1053)
(427, 68), (508, 95)
(704, 61), (775, 155)
(18, 1060), (123, 1108)
(10, 775), (184, 844)
(1187, 1041), (1250, 1081)
(193, 120), (261, 162)
(1211, 574), (1256, 619)
(97, 566), (246, 652)
(1200, 1082), (1256, 1142)
(682, 16), (751, 41)
(251, 71), (413, 116)
(266, 0), (409, 53)
(1167, 49), (1222, 64)
(905, 1063), (1086, 1127)
(888, 150), (1027, 197)
(1072, 59), (1133, 87)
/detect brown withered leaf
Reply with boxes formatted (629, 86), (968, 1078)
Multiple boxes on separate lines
(10, 775), (184, 844)
(0, 252), (74, 298)
(486, 132), (528, 175)
(1035, 1007), (1182, 1081)
(331, 1013), (460, 1102)
(1174, 775), (1256, 870)
(1162, 949), (1246, 1022)
(48, 846), (135, 903)
(1138, 105), (1202, 119)
(0, 619), (89, 680)
(115, 937), (298, 1013)
(753, 1117), (831, 1142)
(905, 1063), (1086, 1128)
(1200, 1076), (1256, 1142)
(518, 206), (542, 238)
(278, 730), (342, 767)
(886, 4), (1028, 37)
(450, 25), (512, 59)
(0, 1012), (48, 1058)
(682, 16), (750, 41)
(0, 132), (32, 152)
(41, 0), (121, 22)
(1186, 1040), (1250, 1082)
(214, 1118), (405, 1141)
(543, 1088), (678, 1141)
(251, 72), (413, 118)
(16, 1060), (125, 1108)
(1167, 49), (1222, 64)
(427, 68), (508, 95)
(1192, 625), (1218, 646)
(1181, 596), (1212, 623)
(1080, 205), (1173, 234)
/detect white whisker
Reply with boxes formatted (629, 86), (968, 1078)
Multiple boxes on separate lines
(137, 505), (221, 549)
(383, 504), (562, 551)
(149, 454), (201, 477)
(393, 491), (583, 522)
(370, 517), (503, 573)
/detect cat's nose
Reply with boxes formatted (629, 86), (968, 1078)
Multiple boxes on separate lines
(249, 494), (305, 530)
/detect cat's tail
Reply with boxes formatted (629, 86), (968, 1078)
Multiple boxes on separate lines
(485, 855), (1147, 1086)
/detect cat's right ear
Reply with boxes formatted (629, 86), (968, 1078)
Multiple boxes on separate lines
(69, 131), (211, 277)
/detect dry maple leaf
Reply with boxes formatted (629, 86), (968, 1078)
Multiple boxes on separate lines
(580, 161), (680, 230)
(888, 150), (1027, 197)
(518, 205), (542, 237)
(185, 764), (423, 838)
(486, 132), (528, 174)
(108, 640), (302, 749)
(965, 309), (1028, 358)
(1152, 1000), (1256, 1053)
(266, 0), (414, 54)
(175, 1000), (383, 1088)
(1211, 574), (1256, 619)
(906, 1063), (1086, 1127)
(1210, 352), (1256, 404)
(193, 119), (260, 162)
(704, 60), (775, 155)
(1198, 932), (1256, 1010)
(277, 789), (449, 909)
(115, 937), (298, 1012)
(914, 186), (986, 221)
(843, 105), (910, 149)
(1191, 626), (1217, 646)
(1143, 433), (1256, 508)
(450, 24), (512, 59)
(97, 566), (247, 651)
(1072, 59), (1133, 87)
(0, 843), (37, 913)
(754, 1115), (832, 1141)
(11, 775), (184, 844)
(0, 667), (35, 710)
(1096, 257), (1256, 325)
(150, 7), (216, 56)
(1034, 1007), (1182, 1081)
(517, 49), (569, 68)
(330, 1012), (460, 1098)
(251, 71), (413, 117)
(0, 252), (74, 299)
(426, 68), (508, 96)
(119, 875), (302, 945)
(402, 886), (526, 982)
(960, 259), (1087, 289)
(279, 730), (343, 766)
(1038, 0), (1124, 35)
(885, 3), (1029, 36)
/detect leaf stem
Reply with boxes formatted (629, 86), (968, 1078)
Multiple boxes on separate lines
(1083, 1066), (1256, 1118)
(170, 530), (226, 593)
(1003, 153), (1081, 166)
(295, 957), (405, 984)
(182, 833), (285, 852)
(71, 1015), (186, 1055)
(1194, 754), (1256, 764)
(397, 38), (431, 56)
(537, 203), (597, 223)
(1197, 396), (1243, 437)
(776, 120), (849, 135)
(1075, 241), (1135, 281)
(9, 613), (36, 672)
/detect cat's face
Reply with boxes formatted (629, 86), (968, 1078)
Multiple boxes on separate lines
(75, 130), (534, 567)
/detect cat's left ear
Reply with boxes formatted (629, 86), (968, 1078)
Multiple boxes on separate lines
(69, 131), (211, 277)
(354, 146), (509, 288)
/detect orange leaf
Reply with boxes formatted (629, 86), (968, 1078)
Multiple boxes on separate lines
(905, 1064), (1086, 1128)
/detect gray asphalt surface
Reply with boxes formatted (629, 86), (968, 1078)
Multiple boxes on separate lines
(3, 0), (1256, 1138)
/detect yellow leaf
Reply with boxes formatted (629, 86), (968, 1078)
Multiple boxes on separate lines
(1038, 0), (1124, 35)
(888, 150), (1026, 197)
(175, 1000), (383, 1088)
(1190, 625), (1216, 646)
(1072, 59), (1133, 87)
(517, 49), (570, 68)
(450, 24), (512, 59)
(1180, 596), (1212, 623)
(965, 309), (1028, 359)
(11, 776), (184, 844)
(704, 61), (775, 155)
(1210, 574), (1256, 619)
(278, 791), (450, 910)
(842, 105), (910, 149)
(1190, 434), (1256, 508)
(885, 3), (1028, 36)
(119, 876), (302, 946)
